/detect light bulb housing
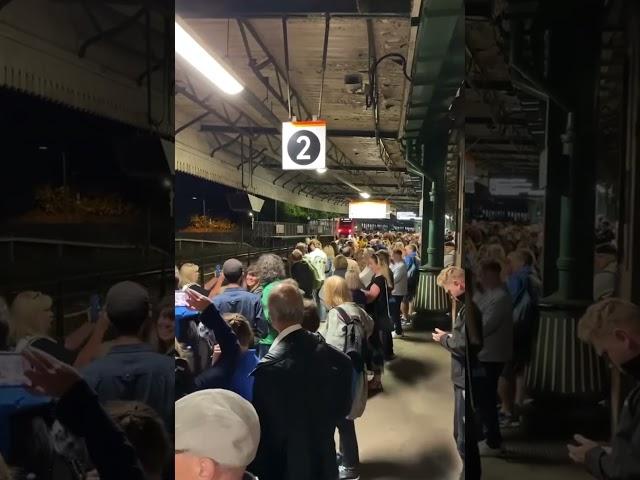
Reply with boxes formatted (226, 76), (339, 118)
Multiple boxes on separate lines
(175, 19), (244, 95)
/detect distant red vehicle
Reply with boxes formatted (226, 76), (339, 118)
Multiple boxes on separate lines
(337, 218), (354, 238)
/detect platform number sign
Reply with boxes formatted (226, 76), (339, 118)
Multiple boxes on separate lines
(282, 120), (326, 170)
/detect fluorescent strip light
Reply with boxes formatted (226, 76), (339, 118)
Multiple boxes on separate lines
(317, 168), (327, 174)
(359, 192), (371, 199)
(175, 20), (243, 95)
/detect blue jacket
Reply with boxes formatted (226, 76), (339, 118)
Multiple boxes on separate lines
(230, 349), (259, 402)
(404, 252), (420, 279)
(82, 344), (175, 433)
(213, 287), (267, 340)
(0, 387), (51, 459)
(507, 266), (537, 303)
(195, 304), (257, 402)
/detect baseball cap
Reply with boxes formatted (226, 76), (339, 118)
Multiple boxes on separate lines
(175, 389), (260, 467)
(223, 259), (243, 282)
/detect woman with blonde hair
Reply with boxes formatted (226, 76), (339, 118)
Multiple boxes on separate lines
(333, 254), (349, 278)
(345, 263), (366, 307)
(178, 263), (200, 289)
(374, 250), (394, 290)
(363, 252), (395, 385)
(323, 245), (336, 275)
(9, 291), (82, 364)
(359, 247), (376, 287)
(321, 276), (373, 479)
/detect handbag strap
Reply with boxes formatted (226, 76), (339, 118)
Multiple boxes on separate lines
(383, 277), (391, 319)
(334, 306), (352, 326)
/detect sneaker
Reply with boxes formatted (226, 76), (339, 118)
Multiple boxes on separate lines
(507, 419), (521, 428)
(339, 465), (360, 480)
(477, 440), (503, 457)
(499, 415), (520, 429)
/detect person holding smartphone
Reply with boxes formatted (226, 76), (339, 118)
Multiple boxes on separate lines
(9, 291), (96, 366)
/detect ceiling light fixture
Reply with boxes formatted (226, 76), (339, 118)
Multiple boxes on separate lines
(317, 168), (327, 174)
(359, 192), (371, 199)
(175, 19), (244, 95)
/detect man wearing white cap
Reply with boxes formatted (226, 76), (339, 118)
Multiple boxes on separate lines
(175, 389), (261, 480)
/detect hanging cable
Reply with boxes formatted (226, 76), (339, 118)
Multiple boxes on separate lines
(282, 17), (292, 119)
(317, 13), (331, 119)
(366, 52), (412, 109)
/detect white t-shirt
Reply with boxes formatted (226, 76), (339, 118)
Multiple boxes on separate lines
(360, 266), (374, 288)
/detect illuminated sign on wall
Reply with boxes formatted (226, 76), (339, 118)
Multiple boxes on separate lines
(396, 211), (417, 221)
(348, 201), (390, 219)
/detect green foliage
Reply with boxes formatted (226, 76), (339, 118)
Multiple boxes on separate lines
(182, 215), (236, 232)
(34, 186), (135, 217)
(282, 202), (340, 221)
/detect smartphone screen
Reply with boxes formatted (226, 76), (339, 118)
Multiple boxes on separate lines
(175, 290), (188, 307)
(0, 353), (28, 387)
(89, 294), (101, 322)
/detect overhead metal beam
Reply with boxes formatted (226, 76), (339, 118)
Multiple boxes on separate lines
(466, 137), (538, 147)
(200, 124), (398, 138)
(331, 165), (405, 172)
(465, 116), (529, 126)
(465, 79), (514, 91)
(304, 182), (402, 188)
(176, 0), (411, 18)
(237, 19), (361, 173)
(78, 7), (147, 58)
(176, 111), (211, 135)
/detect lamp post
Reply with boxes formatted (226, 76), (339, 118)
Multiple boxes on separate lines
(192, 196), (206, 216)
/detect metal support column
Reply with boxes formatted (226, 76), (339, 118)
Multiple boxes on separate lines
(415, 140), (449, 314)
(520, 2), (607, 433)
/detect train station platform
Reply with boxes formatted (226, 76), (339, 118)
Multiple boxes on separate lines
(356, 323), (461, 480)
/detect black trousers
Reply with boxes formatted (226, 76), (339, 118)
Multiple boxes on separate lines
(454, 385), (481, 480)
(472, 362), (504, 448)
(390, 295), (404, 334)
(380, 329), (394, 359)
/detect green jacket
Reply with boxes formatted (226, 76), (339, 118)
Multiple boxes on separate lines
(258, 280), (281, 346)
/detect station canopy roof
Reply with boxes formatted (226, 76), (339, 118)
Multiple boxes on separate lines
(175, 0), (424, 209)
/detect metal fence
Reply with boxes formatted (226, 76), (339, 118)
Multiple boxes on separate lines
(2, 264), (174, 339)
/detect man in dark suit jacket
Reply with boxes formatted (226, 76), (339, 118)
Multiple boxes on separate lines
(250, 283), (352, 480)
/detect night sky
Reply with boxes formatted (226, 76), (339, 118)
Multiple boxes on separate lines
(175, 174), (246, 228)
(0, 88), (172, 221)
(174, 172), (336, 229)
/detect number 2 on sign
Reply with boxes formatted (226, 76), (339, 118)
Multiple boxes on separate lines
(296, 135), (311, 160)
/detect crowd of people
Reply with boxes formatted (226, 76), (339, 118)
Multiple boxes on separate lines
(456, 217), (639, 480)
(173, 232), (422, 480)
(0, 282), (175, 479)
